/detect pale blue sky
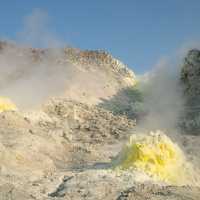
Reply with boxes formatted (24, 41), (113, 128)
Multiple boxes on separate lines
(0, 0), (200, 73)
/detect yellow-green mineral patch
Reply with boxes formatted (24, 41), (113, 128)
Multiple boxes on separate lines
(112, 130), (196, 185)
(0, 97), (17, 112)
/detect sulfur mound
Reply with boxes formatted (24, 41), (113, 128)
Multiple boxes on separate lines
(112, 130), (196, 185)
(0, 97), (17, 112)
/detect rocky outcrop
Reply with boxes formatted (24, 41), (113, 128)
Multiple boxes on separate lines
(42, 98), (136, 144)
(63, 48), (135, 81)
(181, 49), (200, 134)
(181, 49), (200, 98)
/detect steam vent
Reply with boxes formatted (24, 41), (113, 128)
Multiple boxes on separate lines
(112, 131), (196, 185)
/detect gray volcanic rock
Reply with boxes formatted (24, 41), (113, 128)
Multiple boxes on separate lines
(181, 49), (200, 98)
(181, 49), (200, 134)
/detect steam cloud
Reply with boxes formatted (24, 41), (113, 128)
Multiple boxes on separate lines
(0, 9), (122, 109)
(0, 9), (70, 109)
(136, 56), (184, 133)
(18, 9), (62, 48)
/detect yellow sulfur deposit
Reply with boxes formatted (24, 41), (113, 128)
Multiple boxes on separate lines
(0, 97), (17, 112)
(113, 130), (195, 185)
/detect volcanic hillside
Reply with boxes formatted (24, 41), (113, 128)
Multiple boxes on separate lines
(0, 42), (200, 200)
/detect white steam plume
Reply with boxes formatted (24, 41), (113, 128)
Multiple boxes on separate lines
(0, 9), (125, 109)
(136, 56), (184, 133)
(0, 10), (70, 109)
(17, 9), (62, 48)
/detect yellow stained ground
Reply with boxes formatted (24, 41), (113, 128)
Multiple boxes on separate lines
(113, 130), (195, 185)
(0, 97), (17, 112)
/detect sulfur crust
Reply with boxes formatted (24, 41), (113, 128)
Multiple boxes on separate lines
(0, 97), (17, 112)
(113, 130), (195, 185)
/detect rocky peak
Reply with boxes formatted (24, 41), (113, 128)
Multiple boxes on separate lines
(0, 41), (136, 106)
(63, 48), (135, 79)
